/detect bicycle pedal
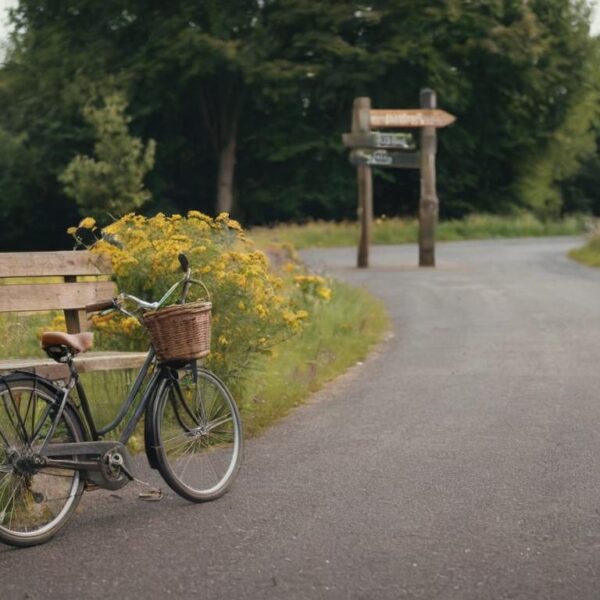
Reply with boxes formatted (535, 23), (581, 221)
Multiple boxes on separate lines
(138, 488), (163, 501)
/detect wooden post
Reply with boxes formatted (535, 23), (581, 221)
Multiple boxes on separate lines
(353, 97), (373, 268)
(64, 275), (88, 333)
(419, 88), (438, 267)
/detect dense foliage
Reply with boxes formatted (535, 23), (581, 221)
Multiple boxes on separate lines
(60, 93), (156, 220)
(68, 211), (332, 381)
(0, 1), (599, 249)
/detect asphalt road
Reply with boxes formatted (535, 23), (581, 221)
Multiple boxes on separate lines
(2, 237), (600, 599)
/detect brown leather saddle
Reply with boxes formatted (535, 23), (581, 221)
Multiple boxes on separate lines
(41, 331), (94, 360)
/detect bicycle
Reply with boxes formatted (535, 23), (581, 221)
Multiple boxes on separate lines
(0, 254), (243, 547)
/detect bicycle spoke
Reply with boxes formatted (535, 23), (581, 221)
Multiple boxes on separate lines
(22, 385), (36, 439)
(154, 369), (242, 501)
(162, 431), (190, 446)
(1, 480), (22, 527)
(4, 386), (29, 444)
(164, 433), (197, 457)
(205, 431), (234, 446)
(177, 438), (201, 482)
(1, 397), (24, 446)
(206, 415), (233, 432)
(0, 377), (83, 544)
(0, 426), (11, 450)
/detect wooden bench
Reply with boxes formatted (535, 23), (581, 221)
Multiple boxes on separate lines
(0, 250), (148, 380)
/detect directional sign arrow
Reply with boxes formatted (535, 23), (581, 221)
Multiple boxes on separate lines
(350, 149), (420, 169)
(342, 131), (415, 150)
(369, 109), (455, 129)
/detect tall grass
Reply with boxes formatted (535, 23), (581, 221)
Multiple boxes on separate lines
(569, 235), (600, 267)
(0, 280), (388, 439)
(0, 313), (54, 358)
(251, 213), (588, 250)
(239, 279), (388, 436)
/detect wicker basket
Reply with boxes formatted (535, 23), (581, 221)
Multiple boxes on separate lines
(143, 301), (212, 364)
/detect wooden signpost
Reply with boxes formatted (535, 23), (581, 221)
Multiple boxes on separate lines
(370, 108), (455, 128)
(342, 89), (455, 268)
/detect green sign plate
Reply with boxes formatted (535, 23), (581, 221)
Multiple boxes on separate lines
(342, 132), (415, 150)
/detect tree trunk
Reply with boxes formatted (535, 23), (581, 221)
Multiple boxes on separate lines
(199, 77), (242, 215)
(216, 128), (237, 214)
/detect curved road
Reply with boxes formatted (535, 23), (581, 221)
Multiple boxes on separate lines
(3, 237), (600, 599)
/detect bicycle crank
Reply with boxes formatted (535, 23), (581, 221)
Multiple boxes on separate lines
(42, 440), (137, 491)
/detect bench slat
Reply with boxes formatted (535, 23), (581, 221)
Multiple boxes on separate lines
(0, 281), (116, 312)
(0, 251), (112, 278)
(0, 351), (149, 380)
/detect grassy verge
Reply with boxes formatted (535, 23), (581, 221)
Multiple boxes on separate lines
(250, 213), (588, 250)
(0, 280), (388, 439)
(568, 235), (600, 267)
(0, 312), (55, 358)
(239, 279), (388, 436)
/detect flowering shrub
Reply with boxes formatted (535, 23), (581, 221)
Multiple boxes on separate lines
(69, 211), (330, 380)
(293, 274), (332, 301)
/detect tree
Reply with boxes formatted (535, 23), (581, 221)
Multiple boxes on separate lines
(0, 0), (598, 251)
(59, 93), (156, 222)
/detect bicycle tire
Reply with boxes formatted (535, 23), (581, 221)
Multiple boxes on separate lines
(0, 374), (85, 547)
(151, 367), (243, 502)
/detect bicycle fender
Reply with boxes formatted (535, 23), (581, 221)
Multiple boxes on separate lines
(144, 391), (160, 470)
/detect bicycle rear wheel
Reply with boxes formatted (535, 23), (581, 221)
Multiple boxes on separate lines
(151, 367), (243, 502)
(0, 374), (85, 547)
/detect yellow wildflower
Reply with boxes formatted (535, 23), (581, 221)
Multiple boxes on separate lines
(227, 219), (243, 231)
(317, 287), (332, 301)
(255, 304), (268, 318)
(187, 210), (213, 224)
(78, 217), (96, 229)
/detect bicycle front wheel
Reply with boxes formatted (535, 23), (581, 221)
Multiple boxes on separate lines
(0, 374), (85, 547)
(152, 367), (243, 502)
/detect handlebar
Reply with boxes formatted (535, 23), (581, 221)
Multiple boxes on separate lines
(85, 253), (197, 317)
(85, 299), (116, 313)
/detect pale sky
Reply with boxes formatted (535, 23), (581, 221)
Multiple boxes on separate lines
(0, 0), (599, 45)
(0, 0), (14, 32)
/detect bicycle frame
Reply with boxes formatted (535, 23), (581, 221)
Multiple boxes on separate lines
(0, 252), (244, 548)
(71, 348), (171, 446)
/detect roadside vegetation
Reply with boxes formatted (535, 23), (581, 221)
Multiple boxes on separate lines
(251, 213), (589, 250)
(2, 3), (600, 252)
(569, 229), (600, 267)
(0, 214), (388, 438)
(0, 283), (387, 439)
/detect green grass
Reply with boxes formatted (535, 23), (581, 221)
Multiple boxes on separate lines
(250, 213), (588, 250)
(238, 279), (388, 436)
(0, 312), (145, 443)
(0, 312), (55, 358)
(569, 235), (600, 267)
(0, 280), (389, 440)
